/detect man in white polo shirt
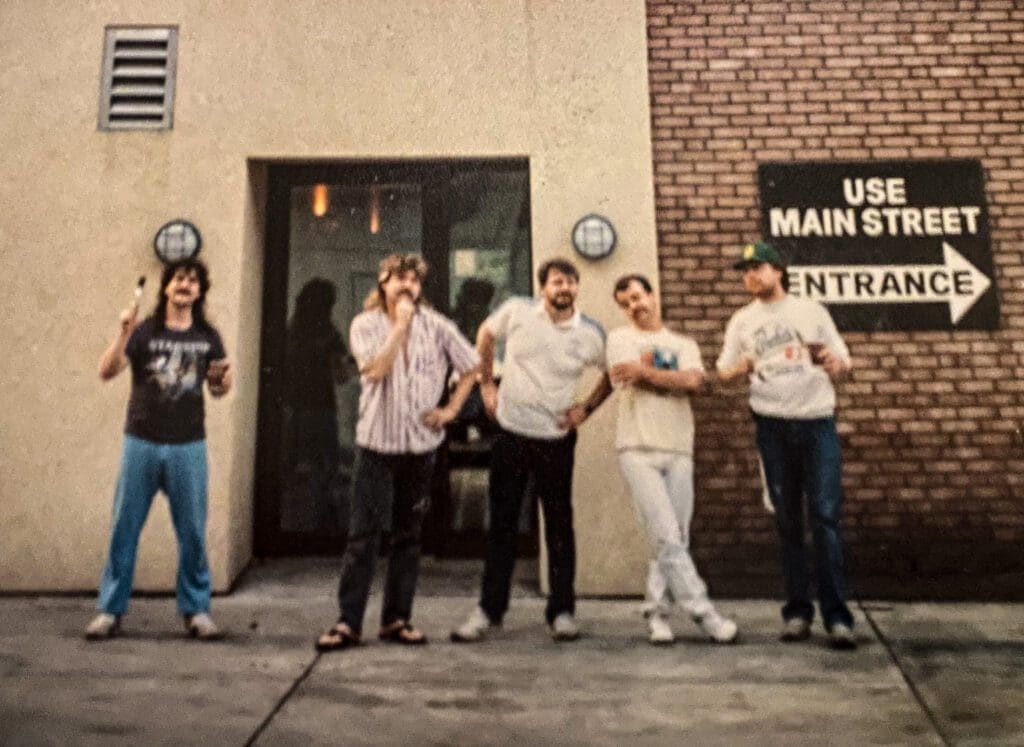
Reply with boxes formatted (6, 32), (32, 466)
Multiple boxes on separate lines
(452, 258), (611, 642)
(315, 254), (479, 652)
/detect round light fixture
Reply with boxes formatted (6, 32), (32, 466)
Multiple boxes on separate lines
(571, 214), (617, 260)
(153, 219), (202, 263)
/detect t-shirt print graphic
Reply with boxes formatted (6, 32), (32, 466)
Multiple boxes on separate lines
(147, 344), (201, 402)
(753, 322), (809, 382)
(641, 347), (679, 371)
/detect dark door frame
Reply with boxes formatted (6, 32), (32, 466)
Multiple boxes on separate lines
(254, 158), (530, 557)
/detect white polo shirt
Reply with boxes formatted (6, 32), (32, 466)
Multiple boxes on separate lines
(486, 297), (606, 440)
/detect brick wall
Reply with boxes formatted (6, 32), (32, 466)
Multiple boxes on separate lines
(645, 1), (1024, 599)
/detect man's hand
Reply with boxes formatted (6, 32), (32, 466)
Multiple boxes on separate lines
(480, 380), (498, 419)
(208, 359), (232, 397)
(422, 405), (458, 431)
(818, 349), (848, 380)
(99, 305), (139, 380)
(677, 369), (706, 390)
(557, 403), (588, 431)
(609, 361), (646, 387)
(395, 294), (416, 327)
(715, 355), (754, 383)
(119, 305), (140, 337)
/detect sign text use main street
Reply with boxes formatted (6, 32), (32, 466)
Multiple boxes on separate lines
(759, 160), (999, 331)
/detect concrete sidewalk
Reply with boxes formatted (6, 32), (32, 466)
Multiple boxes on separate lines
(1, 559), (1021, 746)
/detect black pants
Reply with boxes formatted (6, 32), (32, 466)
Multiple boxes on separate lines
(480, 427), (577, 625)
(336, 447), (434, 635)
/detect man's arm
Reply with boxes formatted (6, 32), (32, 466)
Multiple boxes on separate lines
(609, 362), (705, 392)
(476, 321), (499, 417)
(713, 314), (753, 384)
(817, 308), (852, 381)
(359, 298), (414, 382)
(422, 364), (481, 430)
(713, 357), (753, 383)
(207, 359), (232, 398)
(558, 372), (613, 431)
(98, 307), (138, 380)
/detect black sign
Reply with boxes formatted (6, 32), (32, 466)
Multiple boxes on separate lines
(758, 160), (998, 331)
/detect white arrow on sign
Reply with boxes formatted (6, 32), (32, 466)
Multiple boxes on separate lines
(788, 242), (992, 325)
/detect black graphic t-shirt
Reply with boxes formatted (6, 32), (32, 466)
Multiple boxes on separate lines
(123, 317), (227, 443)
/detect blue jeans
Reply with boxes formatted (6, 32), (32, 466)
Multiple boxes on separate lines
(754, 415), (853, 631)
(97, 435), (211, 616)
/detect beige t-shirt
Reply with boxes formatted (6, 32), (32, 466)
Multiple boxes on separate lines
(606, 325), (703, 455)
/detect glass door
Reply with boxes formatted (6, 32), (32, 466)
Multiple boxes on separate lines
(255, 159), (531, 557)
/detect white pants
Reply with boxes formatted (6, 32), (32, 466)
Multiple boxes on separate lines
(617, 449), (713, 619)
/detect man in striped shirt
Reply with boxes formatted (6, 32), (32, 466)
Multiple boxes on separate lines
(316, 254), (479, 651)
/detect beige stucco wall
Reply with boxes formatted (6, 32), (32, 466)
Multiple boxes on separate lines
(0, 0), (657, 594)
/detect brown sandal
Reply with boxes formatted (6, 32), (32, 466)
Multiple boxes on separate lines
(378, 620), (427, 645)
(315, 622), (360, 652)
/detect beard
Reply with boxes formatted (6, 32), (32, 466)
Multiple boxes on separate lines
(548, 292), (574, 310)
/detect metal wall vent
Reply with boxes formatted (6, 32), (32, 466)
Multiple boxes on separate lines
(99, 26), (178, 130)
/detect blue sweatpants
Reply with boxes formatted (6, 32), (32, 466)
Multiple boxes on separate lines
(96, 435), (211, 616)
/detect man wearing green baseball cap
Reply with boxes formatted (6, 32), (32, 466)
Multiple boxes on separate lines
(716, 241), (857, 650)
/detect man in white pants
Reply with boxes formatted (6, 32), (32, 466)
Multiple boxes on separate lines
(607, 274), (737, 645)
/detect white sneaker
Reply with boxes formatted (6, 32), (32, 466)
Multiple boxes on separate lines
(695, 610), (738, 644)
(828, 623), (857, 650)
(550, 613), (580, 641)
(647, 613), (675, 645)
(84, 613), (120, 640)
(780, 617), (811, 642)
(450, 606), (495, 643)
(185, 612), (222, 640)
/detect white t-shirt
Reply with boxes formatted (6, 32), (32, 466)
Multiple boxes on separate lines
(606, 325), (703, 455)
(486, 297), (606, 440)
(717, 295), (849, 419)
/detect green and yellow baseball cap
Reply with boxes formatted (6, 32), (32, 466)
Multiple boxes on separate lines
(733, 241), (784, 270)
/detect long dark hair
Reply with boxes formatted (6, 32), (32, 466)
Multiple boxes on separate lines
(153, 258), (212, 330)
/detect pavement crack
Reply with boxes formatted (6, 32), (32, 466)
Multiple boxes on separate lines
(244, 652), (322, 746)
(858, 600), (953, 747)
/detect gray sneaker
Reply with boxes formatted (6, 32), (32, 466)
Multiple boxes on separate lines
(780, 618), (811, 642)
(828, 623), (857, 650)
(84, 613), (120, 640)
(695, 610), (738, 644)
(185, 612), (223, 640)
(549, 613), (580, 641)
(450, 606), (496, 643)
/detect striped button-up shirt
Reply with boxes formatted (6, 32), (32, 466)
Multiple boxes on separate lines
(350, 306), (480, 454)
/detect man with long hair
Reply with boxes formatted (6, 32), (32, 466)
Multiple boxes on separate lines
(451, 258), (612, 643)
(717, 241), (856, 650)
(316, 253), (479, 651)
(86, 258), (232, 640)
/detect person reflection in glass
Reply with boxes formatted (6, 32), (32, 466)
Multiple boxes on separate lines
(285, 278), (354, 531)
(451, 278), (496, 430)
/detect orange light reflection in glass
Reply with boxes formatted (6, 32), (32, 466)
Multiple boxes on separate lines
(370, 186), (380, 234)
(312, 184), (329, 217)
